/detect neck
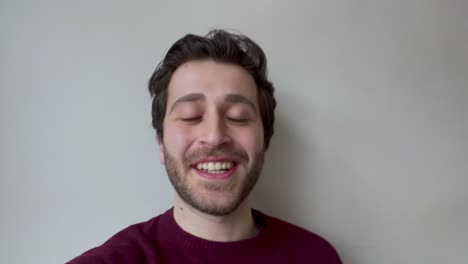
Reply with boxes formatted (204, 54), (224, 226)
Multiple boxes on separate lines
(172, 195), (258, 242)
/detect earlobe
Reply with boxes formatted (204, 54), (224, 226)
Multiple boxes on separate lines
(159, 146), (165, 165)
(158, 137), (165, 165)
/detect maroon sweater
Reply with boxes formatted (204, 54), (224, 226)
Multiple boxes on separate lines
(68, 208), (341, 263)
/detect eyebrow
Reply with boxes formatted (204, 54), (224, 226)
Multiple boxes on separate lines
(224, 93), (257, 113)
(169, 92), (257, 113)
(169, 93), (205, 113)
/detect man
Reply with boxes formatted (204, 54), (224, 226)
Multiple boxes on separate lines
(68, 29), (342, 263)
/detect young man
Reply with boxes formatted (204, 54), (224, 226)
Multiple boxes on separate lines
(68, 29), (342, 263)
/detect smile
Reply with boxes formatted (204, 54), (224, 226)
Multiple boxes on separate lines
(195, 161), (233, 173)
(191, 160), (237, 179)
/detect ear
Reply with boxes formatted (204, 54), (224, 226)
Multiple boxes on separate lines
(157, 136), (165, 165)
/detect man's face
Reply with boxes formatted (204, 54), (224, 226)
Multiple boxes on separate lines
(160, 59), (266, 216)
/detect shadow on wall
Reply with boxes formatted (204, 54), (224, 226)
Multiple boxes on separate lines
(250, 93), (370, 264)
(251, 95), (321, 222)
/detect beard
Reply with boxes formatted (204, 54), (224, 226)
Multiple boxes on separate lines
(163, 145), (265, 216)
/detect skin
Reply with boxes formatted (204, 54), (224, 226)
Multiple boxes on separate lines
(158, 59), (267, 242)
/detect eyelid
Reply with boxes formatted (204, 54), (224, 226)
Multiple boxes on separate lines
(226, 117), (249, 123)
(181, 116), (202, 122)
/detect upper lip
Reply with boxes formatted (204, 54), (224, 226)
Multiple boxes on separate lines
(191, 156), (237, 166)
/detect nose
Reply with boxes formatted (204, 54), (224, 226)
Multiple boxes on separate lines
(199, 115), (231, 147)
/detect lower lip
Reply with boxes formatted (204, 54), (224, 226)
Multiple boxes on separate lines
(193, 166), (237, 180)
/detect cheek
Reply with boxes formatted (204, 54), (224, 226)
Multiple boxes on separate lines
(164, 124), (194, 152)
(236, 126), (265, 153)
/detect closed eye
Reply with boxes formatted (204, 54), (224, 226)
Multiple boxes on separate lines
(181, 116), (202, 123)
(227, 117), (248, 123)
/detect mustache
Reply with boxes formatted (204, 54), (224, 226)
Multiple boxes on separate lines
(185, 146), (248, 164)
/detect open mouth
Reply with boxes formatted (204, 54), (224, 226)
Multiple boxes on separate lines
(191, 160), (237, 179)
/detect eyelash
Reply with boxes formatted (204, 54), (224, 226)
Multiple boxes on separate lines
(227, 117), (248, 123)
(181, 117), (202, 122)
(180, 117), (248, 123)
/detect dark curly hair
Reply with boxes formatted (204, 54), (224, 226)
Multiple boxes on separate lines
(148, 29), (276, 149)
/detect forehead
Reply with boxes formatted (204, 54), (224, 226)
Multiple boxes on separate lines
(167, 60), (258, 107)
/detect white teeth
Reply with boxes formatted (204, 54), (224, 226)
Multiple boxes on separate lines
(195, 161), (234, 172)
(207, 170), (224, 174)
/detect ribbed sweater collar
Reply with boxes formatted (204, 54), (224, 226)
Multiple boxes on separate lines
(158, 207), (269, 255)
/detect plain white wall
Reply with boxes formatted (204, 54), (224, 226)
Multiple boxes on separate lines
(1, 0), (467, 263)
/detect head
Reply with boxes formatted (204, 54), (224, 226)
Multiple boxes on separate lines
(148, 29), (276, 216)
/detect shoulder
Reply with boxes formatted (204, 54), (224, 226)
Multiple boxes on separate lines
(255, 209), (330, 243)
(255, 210), (342, 263)
(67, 214), (162, 264)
